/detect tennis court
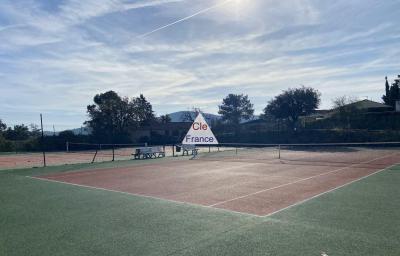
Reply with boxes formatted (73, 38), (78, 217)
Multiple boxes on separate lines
(2, 143), (400, 255)
(35, 144), (400, 216)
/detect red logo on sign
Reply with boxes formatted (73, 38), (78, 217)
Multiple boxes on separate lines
(192, 122), (208, 131)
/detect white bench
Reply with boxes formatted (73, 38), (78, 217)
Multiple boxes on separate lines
(133, 146), (165, 160)
(181, 144), (199, 156)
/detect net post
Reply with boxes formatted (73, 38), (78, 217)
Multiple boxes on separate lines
(92, 150), (98, 163)
(40, 114), (46, 167)
(278, 144), (281, 159)
(112, 145), (115, 162)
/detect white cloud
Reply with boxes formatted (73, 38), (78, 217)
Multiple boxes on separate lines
(0, 0), (399, 127)
(123, 0), (186, 11)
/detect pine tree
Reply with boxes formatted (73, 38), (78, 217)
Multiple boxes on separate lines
(382, 75), (400, 107)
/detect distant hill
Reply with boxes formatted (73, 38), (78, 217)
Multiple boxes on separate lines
(69, 127), (91, 135)
(44, 127), (91, 136)
(167, 111), (260, 124)
(167, 111), (221, 123)
(43, 131), (58, 136)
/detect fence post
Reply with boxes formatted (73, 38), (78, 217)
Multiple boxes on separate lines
(66, 141), (69, 152)
(172, 144), (175, 157)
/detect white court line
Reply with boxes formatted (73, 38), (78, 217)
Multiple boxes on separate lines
(262, 163), (399, 218)
(209, 153), (398, 207)
(24, 153), (399, 219)
(25, 176), (262, 219)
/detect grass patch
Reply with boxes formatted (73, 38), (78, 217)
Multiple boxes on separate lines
(1, 161), (399, 255)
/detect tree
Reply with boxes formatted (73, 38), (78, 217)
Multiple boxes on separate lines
(382, 75), (400, 107)
(332, 95), (358, 109)
(85, 91), (137, 142)
(29, 124), (41, 137)
(218, 94), (254, 125)
(132, 94), (155, 126)
(159, 115), (172, 124)
(332, 96), (358, 129)
(265, 86), (321, 129)
(0, 119), (6, 134)
(58, 130), (76, 141)
(4, 124), (30, 140)
(85, 91), (155, 142)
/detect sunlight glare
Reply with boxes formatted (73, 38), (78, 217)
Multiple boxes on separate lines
(222, 0), (255, 20)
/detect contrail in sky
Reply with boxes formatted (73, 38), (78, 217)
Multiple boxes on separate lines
(138, 0), (236, 38)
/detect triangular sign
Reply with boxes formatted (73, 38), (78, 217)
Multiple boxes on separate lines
(182, 113), (218, 145)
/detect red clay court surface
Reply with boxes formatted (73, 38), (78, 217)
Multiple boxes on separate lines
(0, 147), (179, 170)
(36, 149), (400, 216)
(0, 150), (133, 170)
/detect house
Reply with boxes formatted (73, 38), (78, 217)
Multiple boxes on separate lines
(305, 100), (392, 123)
(342, 99), (393, 112)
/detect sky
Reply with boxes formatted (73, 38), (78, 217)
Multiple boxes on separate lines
(0, 0), (399, 130)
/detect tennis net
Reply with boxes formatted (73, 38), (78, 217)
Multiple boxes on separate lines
(194, 142), (400, 166)
(66, 142), (146, 162)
